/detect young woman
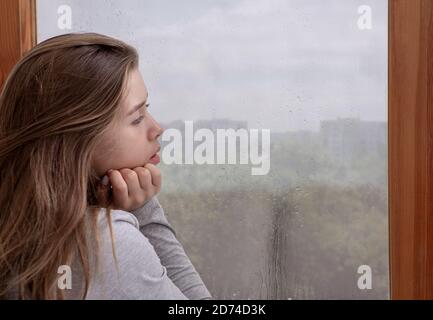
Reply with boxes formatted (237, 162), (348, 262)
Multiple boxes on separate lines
(0, 32), (212, 300)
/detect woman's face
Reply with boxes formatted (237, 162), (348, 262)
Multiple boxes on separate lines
(92, 67), (164, 178)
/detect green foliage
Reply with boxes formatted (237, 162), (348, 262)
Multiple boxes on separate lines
(158, 131), (388, 299)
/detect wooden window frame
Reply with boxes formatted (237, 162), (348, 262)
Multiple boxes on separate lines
(389, 0), (433, 300)
(0, 0), (432, 300)
(0, 0), (36, 89)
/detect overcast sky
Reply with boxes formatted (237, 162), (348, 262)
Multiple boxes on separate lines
(37, 0), (387, 132)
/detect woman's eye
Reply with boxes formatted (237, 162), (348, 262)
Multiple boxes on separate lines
(132, 115), (144, 125)
(131, 103), (149, 125)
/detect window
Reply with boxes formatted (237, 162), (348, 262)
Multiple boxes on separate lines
(2, 0), (432, 299)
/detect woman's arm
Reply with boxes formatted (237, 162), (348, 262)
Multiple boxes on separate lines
(130, 196), (213, 300)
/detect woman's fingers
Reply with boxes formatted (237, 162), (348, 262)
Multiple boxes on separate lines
(144, 163), (162, 190)
(120, 168), (146, 206)
(104, 164), (162, 211)
(107, 169), (129, 208)
(134, 166), (153, 190)
(119, 169), (140, 195)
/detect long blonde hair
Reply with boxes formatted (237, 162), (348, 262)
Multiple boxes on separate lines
(0, 32), (139, 299)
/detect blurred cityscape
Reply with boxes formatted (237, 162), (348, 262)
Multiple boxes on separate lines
(158, 117), (388, 299)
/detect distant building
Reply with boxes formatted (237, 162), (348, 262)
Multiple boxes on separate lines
(320, 117), (387, 162)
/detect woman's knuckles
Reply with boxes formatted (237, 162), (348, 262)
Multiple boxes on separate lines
(106, 165), (161, 211)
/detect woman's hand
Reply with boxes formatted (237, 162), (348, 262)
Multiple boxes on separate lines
(97, 163), (162, 211)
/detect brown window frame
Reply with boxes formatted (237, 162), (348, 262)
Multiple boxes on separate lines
(0, 0), (36, 89)
(0, 0), (432, 300)
(389, 0), (433, 300)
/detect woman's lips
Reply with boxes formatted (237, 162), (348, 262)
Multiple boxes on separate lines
(148, 152), (160, 165)
(148, 145), (161, 165)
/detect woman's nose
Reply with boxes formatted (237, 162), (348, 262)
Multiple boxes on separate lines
(149, 119), (164, 141)
(155, 123), (164, 140)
